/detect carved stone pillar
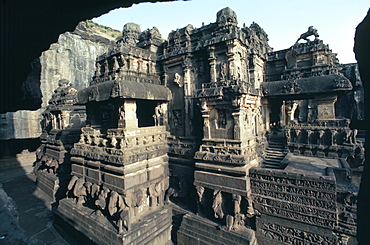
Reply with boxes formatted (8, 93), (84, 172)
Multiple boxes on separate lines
(281, 100), (286, 126)
(331, 129), (337, 146)
(226, 40), (236, 80)
(123, 100), (138, 129)
(183, 62), (192, 97)
(183, 56), (193, 136)
(307, 130), (313, 144)
(261, 98), (270, 131)
(232, 111), (241, 140)
(163, 66), (168, 86)
(128, 56), (134, 71)
(202, 113), (211, 139)
(208, 46), (217, 83)
(286, 101), (298, 123)
(316, 95), (337, 120)
(137, 60), (143, 72)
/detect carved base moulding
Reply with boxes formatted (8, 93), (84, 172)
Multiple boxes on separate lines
(177, 213), (257, 245)
(55, 198), (172, 245)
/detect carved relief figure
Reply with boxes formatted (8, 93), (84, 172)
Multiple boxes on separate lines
(172, 110), (182, 128)
(196, 186), (205, 216)
(220, 62), (227, 81)
(112, 56), (119, 71)
(212, 190), (224, 219)
(149, 182), (162, 207)
(108, 191), (130, 233)
(174, 73), (183, 87)
(95, 62), (101, 76)
(118, 105), (125, 121)
(217, 109), (227, 128)
(153, 104), (164, 126)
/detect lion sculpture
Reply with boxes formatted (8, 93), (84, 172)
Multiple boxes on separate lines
(296, 26), (319, 44)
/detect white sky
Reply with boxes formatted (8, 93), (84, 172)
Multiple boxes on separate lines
(93, 0), (369, 64)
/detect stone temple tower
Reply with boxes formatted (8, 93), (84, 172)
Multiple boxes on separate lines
(159, 7), (271, 243)
(55, 23), (173, 245)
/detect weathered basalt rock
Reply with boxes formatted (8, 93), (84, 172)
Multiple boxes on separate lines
(0, 21), (117, 141)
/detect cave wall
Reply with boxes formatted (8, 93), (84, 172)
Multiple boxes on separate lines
(354, 8), (370, 244)
(0, 0), (170, 113)
(0, 22), (116, 140)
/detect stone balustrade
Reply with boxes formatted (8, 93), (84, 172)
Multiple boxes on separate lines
(285, 119), (364, 160)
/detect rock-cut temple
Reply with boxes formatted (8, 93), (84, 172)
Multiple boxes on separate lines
(33, 7), (364, 245)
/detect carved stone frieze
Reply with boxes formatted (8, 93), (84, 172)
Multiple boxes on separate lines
(258, 220), (338, 244)
(283, 80), (301, 93)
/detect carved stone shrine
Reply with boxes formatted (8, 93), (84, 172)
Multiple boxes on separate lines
(37, 7), (364, 245)
(54, 23), (173, 245)
(34, 79), (85, 201)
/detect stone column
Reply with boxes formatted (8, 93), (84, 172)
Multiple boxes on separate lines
(286, 101), (298, 122)
(123, 100), (138, 129)
(128, 55), (134, 71)
(208, 46), (217, 83)
(202, 113), (211, 139)
(163, 66), (168, 86)
(232, 111), (241, 140)
(226, 40), (236, 80)
(280, 100), (286, 126)
(183, 56), (193, 136)
(315, 95), (337, 120)
(261, 98), (270, 131)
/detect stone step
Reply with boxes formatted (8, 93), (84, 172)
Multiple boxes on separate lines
(267, 147), (285, 151)
(265, 155), (285, 160)
(264, 159), (282, 165)
(268, 142), (285, 146)
(266, 151), (285, 155)
(266, 156), (285, 160)
(266, 149), (286, 154)
(265, 154), (286, 158)
(266, 151), (286, 156)
(264, 136), (287, 169)
(263, 164), (281, 169)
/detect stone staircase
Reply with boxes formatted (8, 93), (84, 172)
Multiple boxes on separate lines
(263, 134), (287, 169)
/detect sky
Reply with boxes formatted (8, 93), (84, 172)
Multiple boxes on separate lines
(93, 0), (369, 64)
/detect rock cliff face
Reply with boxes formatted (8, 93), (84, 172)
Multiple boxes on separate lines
(39, 21), (118, 108)
(0, 21), (119, 140)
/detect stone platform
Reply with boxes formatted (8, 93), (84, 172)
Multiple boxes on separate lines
(177, 213), (257, 245)
(55, 198), (172, 245)
(34, 169), (70, 202)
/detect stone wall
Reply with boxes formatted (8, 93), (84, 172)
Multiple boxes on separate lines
(0, 22), (118, 140)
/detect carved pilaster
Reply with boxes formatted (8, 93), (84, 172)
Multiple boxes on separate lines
(261, 98), (270, 131)
(202, 114), (211, 139)
(128, 55), (134, 71)
(232, 111), (241, 140)
(183, 56), (193, 97)
(226, 40), (236, 80)
(208, 46), (217, 83)
(123, 100), (138, 129)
